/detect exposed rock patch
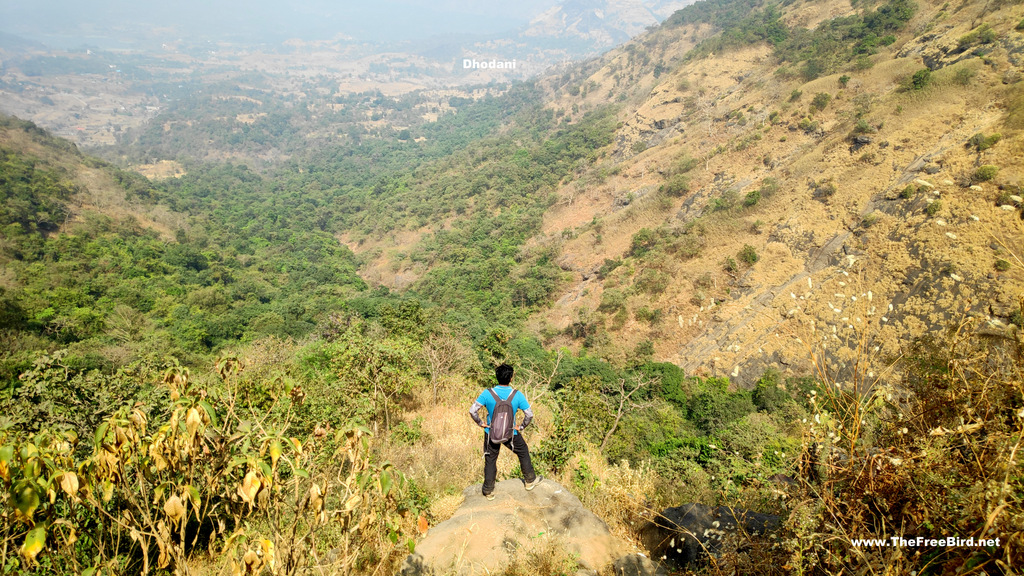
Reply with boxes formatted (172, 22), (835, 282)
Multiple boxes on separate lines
(639, 503), (781, 568)
(400, 479), (635, 575)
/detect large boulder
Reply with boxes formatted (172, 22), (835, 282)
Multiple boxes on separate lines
(639, 503), (781, 567)
(400, 479), (634, 575)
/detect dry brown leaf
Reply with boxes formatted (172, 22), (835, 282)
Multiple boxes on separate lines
(163, 494), (186, 523)
(59, 472), (79, 498)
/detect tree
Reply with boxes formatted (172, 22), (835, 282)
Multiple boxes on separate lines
(421, 326), (474, 402)
(600, 374), (658, 452)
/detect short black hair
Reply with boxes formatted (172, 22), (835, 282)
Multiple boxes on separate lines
(495, 364), (514, 386)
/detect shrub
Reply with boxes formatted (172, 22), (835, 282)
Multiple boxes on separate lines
(744, 189), (762, 207)
(789, 89), (803, 102)
(760, 177), (779, 197)
(708, 190), (739, 212)
(812, 179), (837, 200)
(633, 340), (655, 361)
(899, 184), (916, 199)
(967, 132), (1001, 151)
(0, 369), (418, 575)
(599, 288), (627, 312)
(925, 200), (942, 216)
(810, 92), (832, 111)
(798, 117), (820, 133)
(994, 259), (1011, 272)
(906, 68), (932, 90)
(597, 258), (622, 279)
(635, 306), (664, 324)
(839, 75), (851, 88)
(687, 386), (756, 436)
(853, 119), (875, 134)
(974, 165), (999, 181)
(752, 369), (793, 413)
(629, 228), (659, 257)
(634, 268), (670, 295)
(723, 257), (739, 273)
(953, 66), (976, 86)
(739, 244), (759, 265)
(670, 152), (699, 174)
(693, 272), (714, 289)
(861, 212), (879, 227)
(958, 23), (996, 47)
(1018, 18), (1024, 31)
(660, 174), (690, 197)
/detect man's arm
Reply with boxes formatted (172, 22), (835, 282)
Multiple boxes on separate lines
(469, 401), (488, 428)
(514, 391), (533, 430)
(519, 408), (534, 430)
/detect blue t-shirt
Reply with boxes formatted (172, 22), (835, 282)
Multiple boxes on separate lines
(475, 386), (531, 435)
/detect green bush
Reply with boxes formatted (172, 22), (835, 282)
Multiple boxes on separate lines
(661, 174), (691, 197)
(598, 289), (627, 312)
(810, 92), (832, 111)
(958, 24), (996, 47)
(687, 386), (756, 435)
(708, 190), (739, 212)
(789, 89), (803, 102)
(598, 258), (622, 279)
(853, 119), (876, 134)
(974, 165), (999, 181)
(925, 200), (942, 216)
(798, 117), (820, 133)
(994, 259), (1011, 272)
(634, 306), (664, 324)
(744, 189), (762, 207)
(967, 132), (1001, 151)
(899, 184), (916, 199)
(839, 75), (851, 87)
(671, 152), (699, 175)
(906, 69), (932, 90)
(752, 369), (793, 413)
(723, 256), (739, 273)
(739, 244), (759, 265)
(629, 228), (659, 257)
(953, 67), (976, 86)
(634, 268), (670, 295)
(861, 212), (879, 227)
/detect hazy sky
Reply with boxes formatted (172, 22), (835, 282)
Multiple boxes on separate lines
(0, 0), (562, 48)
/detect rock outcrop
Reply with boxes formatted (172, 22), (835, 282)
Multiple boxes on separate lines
(639, 503), (781, 567)
(400, 478), (638, 575)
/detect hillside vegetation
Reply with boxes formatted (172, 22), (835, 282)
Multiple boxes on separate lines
(2, 0), (1024, 574)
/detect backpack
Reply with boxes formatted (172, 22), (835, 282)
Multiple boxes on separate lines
(487, 388), (518, 445)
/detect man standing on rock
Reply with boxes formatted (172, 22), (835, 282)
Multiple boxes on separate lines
(469, 364), (542, 499)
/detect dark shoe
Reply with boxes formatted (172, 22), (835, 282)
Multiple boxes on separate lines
(524, 475), (543, 491)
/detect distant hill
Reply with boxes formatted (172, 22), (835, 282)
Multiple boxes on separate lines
(525, 0), (696, 48)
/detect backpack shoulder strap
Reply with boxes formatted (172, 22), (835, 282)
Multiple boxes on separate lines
(488, 388), (501, 402)
(508, 388), (518, 403)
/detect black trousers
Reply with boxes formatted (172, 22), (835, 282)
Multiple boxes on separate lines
(482, 432), (537, 496)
